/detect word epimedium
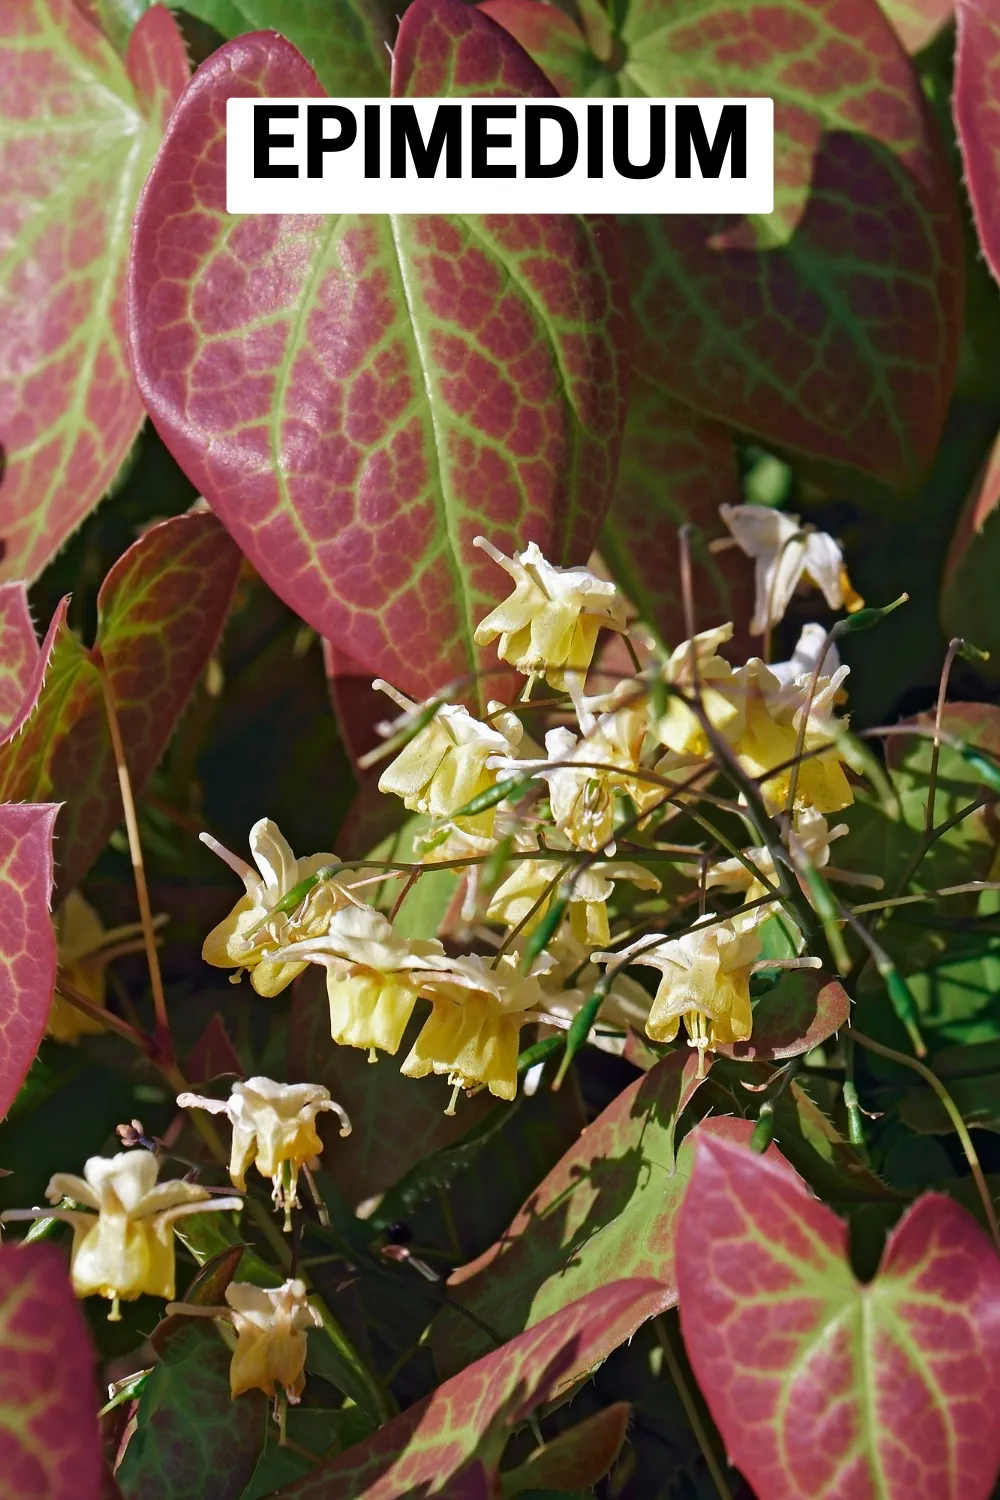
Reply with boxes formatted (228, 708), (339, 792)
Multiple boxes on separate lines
(226, 98), (774, 214)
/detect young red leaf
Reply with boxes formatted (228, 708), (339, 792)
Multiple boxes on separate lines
(955, 0), (1000, 288)
(712, 969), (850, 1063)
(0, 2), (188, 582)
(485, 0), (962, 486)
(128, 1), (628, 702)
(0, 803), (58, 1121)
(0, 584), (39, 734)
(503, 1402), (631, 1493)
(0, 1243), (104, 1499)
(272, 1280), (666, 1499)
(677, 1134), (1000, 1500)
(600, 376), (751, 647)
(436, 1049), (732, 1377)
(0, 511), (241, 899)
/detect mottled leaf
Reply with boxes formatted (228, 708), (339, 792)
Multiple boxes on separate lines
(600, 377), (750, 648)
(487, 0), (962, 485)
(0, 803), (58, 1121)
(116, 1321), (267, 1500)
(288, 968), (492, 1209)
(0, 511), (241, 898)
(0, 1242), (104, 1500)
(180, 0), (392, 96)
(713, 969), (850, 1062)
(273, 1280), (667, 1499)
(503, 1403), (630, 1493)
(941, 429), (1000, 663)
(434, 1050), (746, 1377)
(677, 1134), (1000, 1500)
(771, 1078), (903, 1204)
(128, 2), (628, 701)
(0, 584), (39, 734)
(955, 0), (1000, 288)
(0, 1), (188, 581)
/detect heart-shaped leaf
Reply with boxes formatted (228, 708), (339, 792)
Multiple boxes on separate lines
(180, 0), (393, 95)
(0, 1), (188, 581)
(128, 0), (628, 701)
(485, 0), (962, 486)
(677, 1133), (1000, 1500)
(0, 585), (39, 734)
(0, 1243), (104, 1499)
(0, 511), (241, 899)
(600, 376), (749, 647)
(434, 1050), (750, 1377)
(955, 0), (1000, 288)
(0, 803), (58, 1121)
(713, 969), (850, 1062)
(116, 1321), (267, 1500)
(272, 1280), (667, 1499)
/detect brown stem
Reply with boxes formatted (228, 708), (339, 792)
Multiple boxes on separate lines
(55, 973), (154, 1053)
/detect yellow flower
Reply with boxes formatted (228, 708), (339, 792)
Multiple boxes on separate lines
(49, 892), (149, 1042)
(373, 682), (522, 833)
(176, 1077), (350, 1229)
(487, 839), (660, 948)
(594, 912), (762, 1073)
(3, 1151), (242, 1319)
(731, 655), (853, 815)
(276, 903), (452, 1059)
(720, 503), (863, 635)
(401, 953), (554, 1107)
(225, 1279), (321, 1405)
(472, 536), (627, 687)
(494, 677), (651, 854)
(706, 807), (848, 901)
(200, 818), (355, 996)
(654, 624), (745, 759)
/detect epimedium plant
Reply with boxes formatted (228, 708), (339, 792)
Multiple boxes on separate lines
(4, 0), (1000, 1495)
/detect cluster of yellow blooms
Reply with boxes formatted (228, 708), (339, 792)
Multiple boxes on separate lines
(23, 504), (864, 1410)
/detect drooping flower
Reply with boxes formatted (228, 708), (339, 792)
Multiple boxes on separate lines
(731, 653), (853, 815)
(492, 676), (652, 854)
(486, 836), (660, 948)
(176, 1077), (350, 1230)
(200, 819), (357, 996)
(225, 1279), (322, 1405)
(706, 806), (848, 901)
(374, 683), (522, 833)
(720, 503), (863, 635)
(401, 953), (569, 1108)
(1, 1151), (241, 1319)
(472, 537), (628, 687)
(594, 912), (762, 1073)
(654, 623), (745, 760)
(49, 892), (150, 1043)
(275, 903), (454, 1059)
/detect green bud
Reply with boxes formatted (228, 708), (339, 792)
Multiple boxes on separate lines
(832, 593), (908, 636)
(516, 1035), (564, 1074)
(552, 984), (607, 1090)
(519, 893), (569, 974)
(751, 1103), (775, 1154)
(449, 774), (534, 820)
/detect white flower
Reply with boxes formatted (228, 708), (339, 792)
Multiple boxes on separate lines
(225, 1279), (322, 1405)
(706, 807), (848, 899)
(177, 1077), (350, 1229)
(472, 537), (628, 686)
(720, 504), (863, 634)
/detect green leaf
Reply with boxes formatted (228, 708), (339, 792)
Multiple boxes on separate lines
(180, 0), (393, 95)
(116, 1322), (267, 1500)
(0, 1), (189, 581)
(502, 1404), (630, 1494)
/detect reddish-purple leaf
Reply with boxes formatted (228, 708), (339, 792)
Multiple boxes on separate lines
(677, 1134), (1000, 1500)
(504, 1403), (631, 1493)
(185, 1012), (244, 1088)
(713, 969), (850, 1062)
(486, 0), (962, 486)
(879, 0), (953, 52)
(0, 1242), (104, 1500)
(479, 0), (600, 93)
(128, 2), (628, 702)
(0, 2), (188, 581)
(956, 0), (1000, 287)
(323, 639), (385, 769)
(0, 511), (241, 899)
(435, 1050), (750, 1377)
(274, 1280), (666, 1499)
(0, 584), (39, 734)
(0, 803), (58, 1121)
(600, 376), (751, 647)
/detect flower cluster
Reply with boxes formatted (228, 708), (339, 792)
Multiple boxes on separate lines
(195, 513), (862, 1103)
